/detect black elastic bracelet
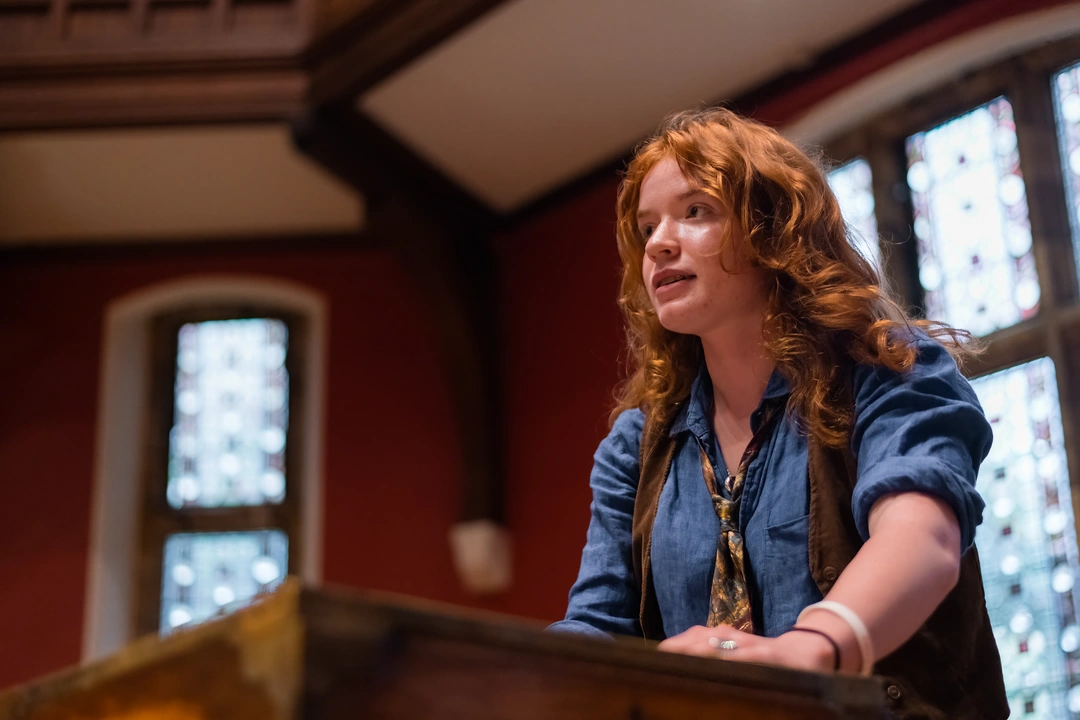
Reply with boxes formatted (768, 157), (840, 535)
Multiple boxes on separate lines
(790, 626), (841, 670)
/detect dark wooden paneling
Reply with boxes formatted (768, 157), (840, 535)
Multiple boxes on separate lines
(294, 105), (504, 526)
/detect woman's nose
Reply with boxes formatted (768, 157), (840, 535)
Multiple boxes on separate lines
(645, 219), (679, 258)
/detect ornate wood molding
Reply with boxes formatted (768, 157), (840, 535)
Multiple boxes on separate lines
(0, 0), (508, 130)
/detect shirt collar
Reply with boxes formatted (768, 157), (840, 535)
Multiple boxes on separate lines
(669, 362), (790, 439)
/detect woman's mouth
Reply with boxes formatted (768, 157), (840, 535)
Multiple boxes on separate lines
(654, 274), (695, 298)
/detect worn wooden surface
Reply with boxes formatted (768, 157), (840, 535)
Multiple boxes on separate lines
(0, 582), (887, 719)
(297, 587), (887, 720)
(0, 581), (303, 720)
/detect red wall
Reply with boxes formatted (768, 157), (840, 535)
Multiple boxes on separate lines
(0, 0), (1075, 692)
(0, 244), (477, 687)
(493, 179), (627, 622)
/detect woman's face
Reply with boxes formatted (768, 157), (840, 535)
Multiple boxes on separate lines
(637, 155), (769, 337)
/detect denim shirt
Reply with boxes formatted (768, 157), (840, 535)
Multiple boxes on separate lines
(549, 336), (991, 641)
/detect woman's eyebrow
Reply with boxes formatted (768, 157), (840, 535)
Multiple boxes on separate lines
(637, 190), (709, 218)
(677, 189), (709, 202)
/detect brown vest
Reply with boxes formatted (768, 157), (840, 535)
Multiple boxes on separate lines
(630, 407), (1009, 719)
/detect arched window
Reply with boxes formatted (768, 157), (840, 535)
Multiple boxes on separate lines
(137, 308), (305, 635)
(84, 276), (326, 660)
(817, 32), (1080, 717)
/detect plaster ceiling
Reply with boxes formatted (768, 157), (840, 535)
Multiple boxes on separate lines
(13, 1), (1071, 245)
(360, 0), (921, 212)
(0, 125), (363, 245)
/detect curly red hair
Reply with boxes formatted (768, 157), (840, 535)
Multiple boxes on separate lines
(612, 107), (974, 448)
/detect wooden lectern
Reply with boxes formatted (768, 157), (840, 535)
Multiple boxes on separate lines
(0, 581), (887, 719)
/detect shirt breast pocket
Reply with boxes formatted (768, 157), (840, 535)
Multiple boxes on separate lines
(763, 513), (822, 636)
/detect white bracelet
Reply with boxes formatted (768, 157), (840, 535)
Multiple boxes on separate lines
(796, 601), (874, 676)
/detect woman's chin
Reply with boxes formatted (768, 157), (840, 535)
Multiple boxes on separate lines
(656, 310), (705, 336)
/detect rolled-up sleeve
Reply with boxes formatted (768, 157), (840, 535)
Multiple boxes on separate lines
(547, 408), (645, 639)
(850, 337), (991, 551)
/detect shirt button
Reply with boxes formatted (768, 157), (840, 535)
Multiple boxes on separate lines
(823, 566), (838, 581)
(887, 685), (902, 701)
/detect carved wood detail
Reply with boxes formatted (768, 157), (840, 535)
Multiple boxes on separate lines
(0, 0), (507, 130)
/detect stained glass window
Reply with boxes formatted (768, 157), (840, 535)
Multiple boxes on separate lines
(156, 316), (293, 634)
(973, 358), (1080, 718)
(906, 97), (1040, 336)
(1053, 60), (1080, 283)
(167, 318), (289, 508)
(161, 530), (288, 633)
(827, 157), (882, 272)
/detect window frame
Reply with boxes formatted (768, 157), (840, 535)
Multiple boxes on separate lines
(133, 304), (309, 637)
(821, 34), (1080, 487)
(815, 36), (1080, 712)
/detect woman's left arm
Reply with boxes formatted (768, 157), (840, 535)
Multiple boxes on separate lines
(659, 338), (987, 671)
(790, 490), (962, 671)
(657, 492), (961, 671)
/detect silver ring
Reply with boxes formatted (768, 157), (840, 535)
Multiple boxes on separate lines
(708, 637), (738, 651)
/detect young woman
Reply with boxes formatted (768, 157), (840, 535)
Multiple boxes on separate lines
(549, 108), (1007, 719)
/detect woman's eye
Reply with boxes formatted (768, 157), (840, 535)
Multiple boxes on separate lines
(640, 226), (654, 239)
(688, 205), (704, 218)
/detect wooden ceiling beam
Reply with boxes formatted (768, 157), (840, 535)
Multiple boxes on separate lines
(292, 106), (493, 232)
(294, 105), (507, 566)
(305, 0), (509, 108)
(291, 110), (503, 513)
(0, 69), (310, 131)
(0, 0), (510, 132)
(294, 2), (512, 558)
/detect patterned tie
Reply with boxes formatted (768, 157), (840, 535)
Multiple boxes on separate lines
(701, 402), (783, 634)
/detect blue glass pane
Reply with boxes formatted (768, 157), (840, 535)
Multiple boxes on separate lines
(973, 358), (1080, 718)
(906, 97), (1039, 336)
(160, 530), (288, 633)
(827, 157), (882, 272)
(1053, 60), (1080, 286)
(167, 318), (289, 508)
